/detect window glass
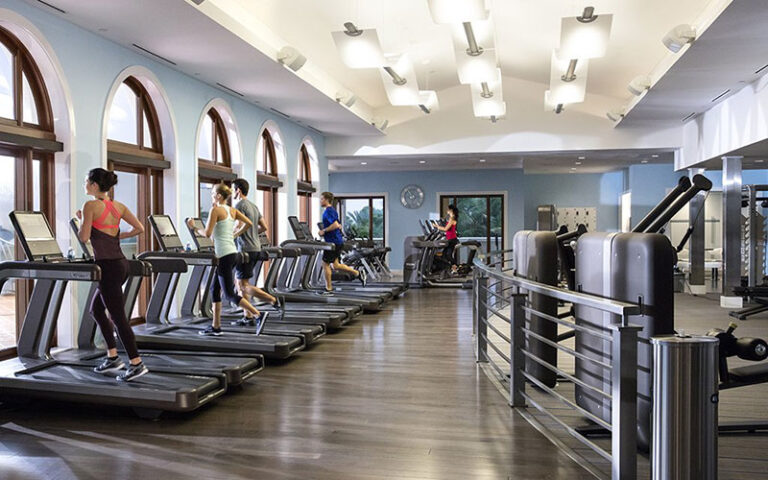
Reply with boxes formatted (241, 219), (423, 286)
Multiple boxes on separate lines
(108, 83), (138, 144)
(198, 114), (213, 160)
(22, 72), (38, 125)
(0, 44), (14, 120)
(142, 111), (152, 149)
(0, 155), (16, 350)
(371, 198), (384, 245)
(199, 181), (214, 224)
(216, 136), (223, 165)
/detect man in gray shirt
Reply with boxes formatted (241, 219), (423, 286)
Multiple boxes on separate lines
(232, 178), (280, 324)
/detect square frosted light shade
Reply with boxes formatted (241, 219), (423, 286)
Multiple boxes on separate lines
(558, 14), (613, 59)
(418, 90), (440, 111)
(548, 51), (588, 104)
(472, 95), (505, 117)
(379, 55), (420, 106)
(332, 29), (386, 69)
(456, 48), (497, 84)
(428, 0), (488, 24)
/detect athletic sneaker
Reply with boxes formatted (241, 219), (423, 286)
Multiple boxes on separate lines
(318, 290), (334, 297)
(232, 317), (255, 327)
(116, 363), (149, 383)
(358, 269), (368, 287)
(93, 356), (125, 374)
(198, 325), (223, 336)
(253, 311), (269, 335)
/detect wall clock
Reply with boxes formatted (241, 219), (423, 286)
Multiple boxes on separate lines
(400, 184), (425, 209)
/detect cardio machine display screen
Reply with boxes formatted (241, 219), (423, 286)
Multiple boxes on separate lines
(17, 213), (54, 241)
(190, 218), (214, 249)
(151, 215), (184, 250)
(11, 212), (63, 260)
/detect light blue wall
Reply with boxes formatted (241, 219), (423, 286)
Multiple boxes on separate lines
(627, 164), (679, 229)
(329, 169), (628, 267)
(329, 169), (525, 267)
(2, 0), (327, 240)
(522, 171), (624, 232)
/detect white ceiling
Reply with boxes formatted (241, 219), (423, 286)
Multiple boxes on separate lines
(240, 0), (717, 113)
(620, 0), (768, 126)
(329, 148), (674, 174)
(26, 0), (381, 136)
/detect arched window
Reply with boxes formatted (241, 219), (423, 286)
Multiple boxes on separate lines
(106, 76), (168, 321)
(0, 27), (60, 358)
(198, 108), (235, 223)
(297, 144), (315, 226)
(257, 129), (282, 247)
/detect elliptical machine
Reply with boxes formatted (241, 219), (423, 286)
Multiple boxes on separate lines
(404, 218), (479, 288)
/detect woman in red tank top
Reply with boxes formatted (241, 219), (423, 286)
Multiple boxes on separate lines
(76, 168), (148, 382)
(432, 204), (460, 274)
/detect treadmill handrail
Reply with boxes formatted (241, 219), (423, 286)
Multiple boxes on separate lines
(138, 257), (188, 274)
(138, 250), (219, 266)
(281, 240), (334, 251)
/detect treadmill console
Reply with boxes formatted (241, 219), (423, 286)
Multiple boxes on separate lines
(185, 217), (214, 251)
(149, 214), (185, 251)
(288, 216), (306, 240)
(69, 218), (94, 260)
(9, 211), (65, 262)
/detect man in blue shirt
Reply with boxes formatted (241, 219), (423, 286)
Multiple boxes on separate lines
(317, 191), (366, 293)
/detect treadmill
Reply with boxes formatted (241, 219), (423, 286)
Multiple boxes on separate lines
(290, 217), (404, 297)
(129, 215), (304, 360)
(276, 239), (384, 312)
(0, 211), (226, 417)
(184, 217), (324, 345)
(67, 219), (263, 386)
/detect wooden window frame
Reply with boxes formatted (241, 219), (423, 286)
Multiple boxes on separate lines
(439, 194), (505, 255)
(0, 26), (55, 137)
(198, 109), (231, 168)
(335, 195), (386, 245)
(106, 77), (167, 323)
(297, 144), (314, 225)
(0, 27), (58, 360)
(107, 76), (163, 153)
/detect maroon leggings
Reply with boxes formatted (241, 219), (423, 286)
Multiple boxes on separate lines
(90, 258), (140, 359)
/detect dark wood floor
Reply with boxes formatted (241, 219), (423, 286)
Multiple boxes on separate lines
(0, 289), (594, 480)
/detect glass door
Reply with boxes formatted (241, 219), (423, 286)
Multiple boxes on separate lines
(439, 194), (504, 258)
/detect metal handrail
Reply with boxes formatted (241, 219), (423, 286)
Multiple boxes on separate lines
(473, 249), (641, 318)
(473, 248), (641, 479)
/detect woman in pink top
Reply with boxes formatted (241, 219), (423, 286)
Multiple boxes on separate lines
(432, 204), (459, 274)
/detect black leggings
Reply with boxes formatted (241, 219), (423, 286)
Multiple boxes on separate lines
(211, 253), (243, 305)
(442, 239), (459, 266)
(91, 258), (140, 360)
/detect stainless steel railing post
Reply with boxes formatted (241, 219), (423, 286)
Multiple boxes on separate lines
(476, 275), (488, 363)
(509, 293), (527, 407)
(611, 320), (642, 480)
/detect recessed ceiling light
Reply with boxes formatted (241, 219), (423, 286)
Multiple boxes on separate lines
(651, 154), (659, 158)
(361, 162), (367, 165)
(578, 156), (586, 160)
(575, 161), (582, 165)
(479, 159), (486, 163)
(757, 159), (765, 163)
(571, 167), (577, 171)
(419, 160), (426, 164)
(641, 160), (649, 164)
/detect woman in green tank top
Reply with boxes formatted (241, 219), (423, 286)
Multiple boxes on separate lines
(187, 183), (267, 336)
